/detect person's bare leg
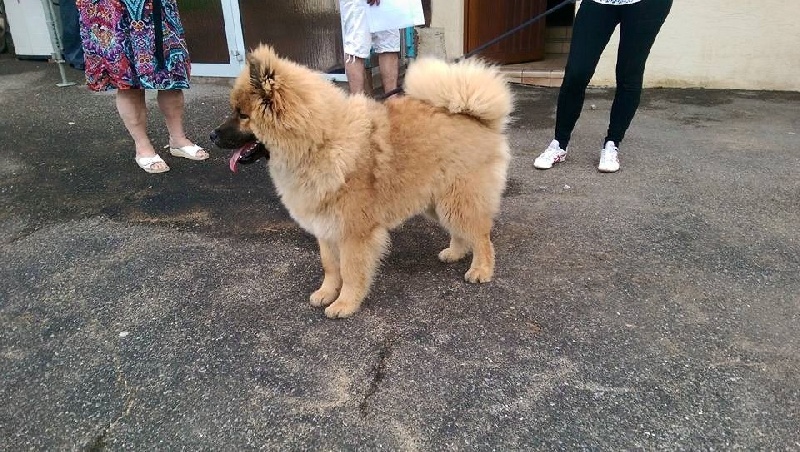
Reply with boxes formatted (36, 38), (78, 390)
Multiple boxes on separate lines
(378, 51), (399, 93)
(157, 89), (208, 157)
(344, 55), (367, 95)
(116, 89), (168, 171)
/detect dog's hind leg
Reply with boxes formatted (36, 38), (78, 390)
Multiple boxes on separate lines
(310, 239), (342, 307)
(324, 228), (389, 319)
(449, 220), (495, 283)
(436, 180), (500, 284)
(464, 230), (495, 284)
(438, 235), (470, 263)
(424, 204), (471, 262)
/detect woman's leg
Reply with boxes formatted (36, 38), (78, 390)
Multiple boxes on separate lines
(116, 88), (168, 170)
(554, 1), (620, 149)
(157, 89), (208, 157)
(605, 0), (673, 145)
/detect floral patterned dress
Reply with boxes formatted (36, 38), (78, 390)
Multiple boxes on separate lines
(76, 0), (191, 91)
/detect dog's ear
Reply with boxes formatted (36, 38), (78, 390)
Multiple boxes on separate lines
(248, 55), (267, 97)
(247, 54), (276, 109)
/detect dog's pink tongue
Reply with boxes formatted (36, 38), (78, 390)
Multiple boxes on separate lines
(228, 147), (244, 173)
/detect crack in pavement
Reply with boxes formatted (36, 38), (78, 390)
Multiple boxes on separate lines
(85, 352), (136, 451)
(359, 333), (396, 418)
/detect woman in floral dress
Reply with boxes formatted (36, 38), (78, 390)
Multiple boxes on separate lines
(77, 0), (208, 173)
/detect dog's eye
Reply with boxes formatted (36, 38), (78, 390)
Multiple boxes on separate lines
(239, 113), (250, 120)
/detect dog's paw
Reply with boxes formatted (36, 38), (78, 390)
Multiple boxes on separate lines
(465, 266), (493, 283)
(324, 299), (360, 319)
(438, 247), (467, 263)
(310, 287), (338, 307)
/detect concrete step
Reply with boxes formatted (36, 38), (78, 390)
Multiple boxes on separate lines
(500, 54), (567, 87)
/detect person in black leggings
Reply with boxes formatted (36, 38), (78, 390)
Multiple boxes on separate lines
(534, 0), (673, 173)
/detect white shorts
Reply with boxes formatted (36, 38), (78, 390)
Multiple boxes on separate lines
(339, 0), (401, 59)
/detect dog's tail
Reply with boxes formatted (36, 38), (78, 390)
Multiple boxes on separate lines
(403, 57), (513, 132)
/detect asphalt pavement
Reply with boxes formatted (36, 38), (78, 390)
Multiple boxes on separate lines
(1, 58), (799, 450)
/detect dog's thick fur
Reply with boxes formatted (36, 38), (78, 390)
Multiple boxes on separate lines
(213, 45), (513, 318)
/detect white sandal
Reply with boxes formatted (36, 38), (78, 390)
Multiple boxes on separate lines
(135, 154), (170, 174)
(167, 144), (209, 161)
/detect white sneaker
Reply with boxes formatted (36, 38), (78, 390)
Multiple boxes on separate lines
(598, 141), (620, 173)
(534, 139), (568, 169)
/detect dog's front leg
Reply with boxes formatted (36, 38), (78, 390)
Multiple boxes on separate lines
(310, 238), (342, 307)
(324, 229), (389, 319)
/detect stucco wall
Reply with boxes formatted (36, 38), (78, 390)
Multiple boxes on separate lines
(429, 0), (463, 61)
(432, 0), (800, 91)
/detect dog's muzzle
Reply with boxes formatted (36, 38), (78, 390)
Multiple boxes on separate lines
(209, 129), (269, 173)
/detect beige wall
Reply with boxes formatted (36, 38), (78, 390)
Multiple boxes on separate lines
(429, 0), (463, 60)
(431, 0), (800, 91)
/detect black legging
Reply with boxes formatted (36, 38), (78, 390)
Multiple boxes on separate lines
(554, 0), (672, 149)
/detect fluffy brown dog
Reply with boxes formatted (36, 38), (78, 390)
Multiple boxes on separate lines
(212, 45), (513, 318)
